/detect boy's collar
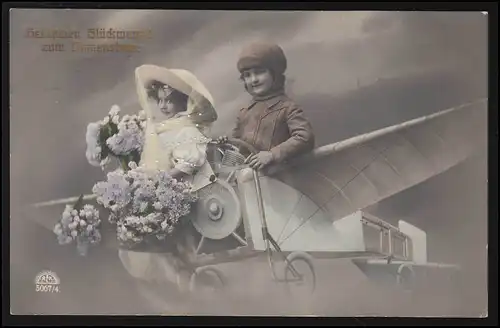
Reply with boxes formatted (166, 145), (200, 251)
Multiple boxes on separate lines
(250, 92), (286, 109)
(252, 89), (285, 102)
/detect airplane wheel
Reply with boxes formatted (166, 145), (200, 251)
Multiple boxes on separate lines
(189, 266), (226, 295)
(396, 263), (416, 291)
(284, 252), (316, 297)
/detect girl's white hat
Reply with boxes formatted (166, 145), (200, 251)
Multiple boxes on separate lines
(135, 64), (217, 124)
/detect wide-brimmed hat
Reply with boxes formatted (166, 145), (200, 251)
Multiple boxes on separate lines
(135, 64), (217, 124)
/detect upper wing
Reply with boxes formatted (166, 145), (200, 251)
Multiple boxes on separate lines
(267, 98), (487, 222)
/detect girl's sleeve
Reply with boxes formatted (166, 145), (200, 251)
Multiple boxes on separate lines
(172, 128), (208, 175)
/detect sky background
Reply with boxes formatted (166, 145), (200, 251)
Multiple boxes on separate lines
(9, 9), (488, 316)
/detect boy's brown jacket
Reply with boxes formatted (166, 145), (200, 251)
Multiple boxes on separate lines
(232, 94), (315, 164)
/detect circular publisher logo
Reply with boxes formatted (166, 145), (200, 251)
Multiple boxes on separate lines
(34, 270), (61, 293)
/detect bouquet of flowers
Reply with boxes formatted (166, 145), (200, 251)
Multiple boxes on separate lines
(85, 105), (146, 170)
(53, 195), (102, 256)
(53, 104), (198, 256)
(92, 162), (198, 251)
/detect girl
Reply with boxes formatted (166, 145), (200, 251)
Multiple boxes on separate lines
(118, 64), (218, 294)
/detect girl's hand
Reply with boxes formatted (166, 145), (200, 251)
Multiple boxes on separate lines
(216, 136), (228, 144)
(168, 168), (188, 181)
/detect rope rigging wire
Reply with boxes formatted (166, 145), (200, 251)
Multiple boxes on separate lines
(277, 144), (391, 246)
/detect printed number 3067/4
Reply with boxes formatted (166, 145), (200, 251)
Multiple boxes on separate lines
(36, 284), (60, 293)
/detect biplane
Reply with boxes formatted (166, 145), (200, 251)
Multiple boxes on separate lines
(30, 97), (487, 302)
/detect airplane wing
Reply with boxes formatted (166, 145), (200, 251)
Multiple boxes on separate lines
(266, 98), (487, 223)
(27, 98), (487, 253)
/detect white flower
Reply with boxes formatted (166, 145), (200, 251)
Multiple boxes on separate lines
(153, 202), (162, 211)
(128, 161), (138, 170)
(86, 151), (100, 167)
(109, 104), (120, 117)
(55, 202), (100, 254)
(100, 156), (111, 169)
(92, 169), (132, 210)
(106, 117), (144, 156)
(61, 216), (71, 226)
(138, 110), (146, 120)
(85, 123), (101, 147)
(102, 116), (110, 124)
(112, 115), (120, 125)
(53, 223), (62, 235)
(85, 122), (104, 167)
(161, 220), (169, 230)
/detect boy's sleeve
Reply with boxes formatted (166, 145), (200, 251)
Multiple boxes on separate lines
(270, 104), (315, 163)
(231, 109), (244, 139)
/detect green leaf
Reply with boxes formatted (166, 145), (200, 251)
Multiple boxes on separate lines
(120, 157), (129, 171)
(109, 121), (119, 135)
(74, 194), (84, 211)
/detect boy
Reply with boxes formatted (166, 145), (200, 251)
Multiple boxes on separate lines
(220, 41), (315, 170)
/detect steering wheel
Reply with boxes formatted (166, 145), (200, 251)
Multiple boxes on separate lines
(224, 137), (258, 156)
(210, 137), (258, 182)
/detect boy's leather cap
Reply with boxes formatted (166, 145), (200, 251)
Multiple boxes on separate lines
(237, 42), (287, 75)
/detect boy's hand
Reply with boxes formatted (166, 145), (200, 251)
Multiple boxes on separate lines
(245, 151), (275, 170)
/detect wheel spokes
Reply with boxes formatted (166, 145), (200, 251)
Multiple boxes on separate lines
(195, 236), (205, 255)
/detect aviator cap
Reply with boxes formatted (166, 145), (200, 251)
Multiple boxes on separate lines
(237, 42), (287, 75)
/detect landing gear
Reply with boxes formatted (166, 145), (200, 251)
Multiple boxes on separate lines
(189, 265), (227, 295)
(283, 252), (317, 296)
(396, 263), (416, 292)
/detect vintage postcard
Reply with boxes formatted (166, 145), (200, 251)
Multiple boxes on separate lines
(9, 8), (489, 318)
